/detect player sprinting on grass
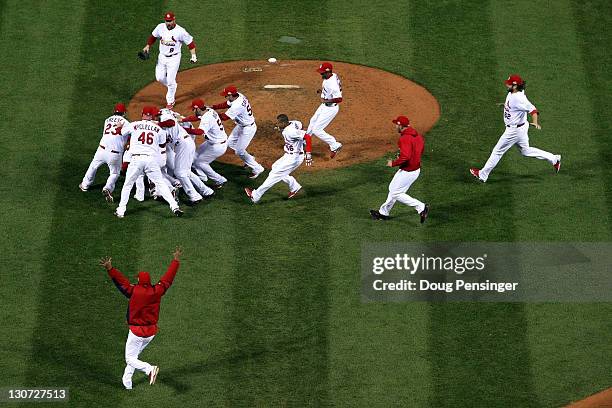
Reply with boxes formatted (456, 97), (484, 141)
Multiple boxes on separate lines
(99, 246), (182, 390)
(245, 114), (312, 203)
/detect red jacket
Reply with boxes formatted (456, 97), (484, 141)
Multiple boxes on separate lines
(108, 260), (179, 337)
(391, 127), (424, 171)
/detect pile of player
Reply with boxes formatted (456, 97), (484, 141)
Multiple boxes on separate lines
(78, 76), (342, 218)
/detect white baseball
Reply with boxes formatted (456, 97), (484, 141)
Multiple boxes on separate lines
(268, 57), (277, 63)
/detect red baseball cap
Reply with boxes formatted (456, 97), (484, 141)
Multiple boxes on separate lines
(191, 98), (205, 109)
(504, 74), (524, 86)
(220, 85), (238, 96)
(317, 62), (333, 73)
(114, 103), (126, 113)
(392, 116), (410, 126)
(164, 12), (175, 21)
(142, 105), (158, 116)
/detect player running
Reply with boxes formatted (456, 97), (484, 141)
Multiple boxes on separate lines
(306, 62), (344, 158)
(245, 114), (312, 203)
(141, 12), (198, 108)
(370, 116), (429, 223)
(470, 74), (561, 182)
(210, 85), (265, 179)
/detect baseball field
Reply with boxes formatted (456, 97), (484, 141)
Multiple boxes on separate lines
(1, 0), (611, 407)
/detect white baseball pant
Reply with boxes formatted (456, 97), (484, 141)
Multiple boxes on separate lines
(122, 330), (155, 389)
(174, 138), (213, 201)
(155, 54), (181, 106)
(194, 141), (228, 184)
(251, 153), (303, 202)
(228, 124), (263, 173)
(307, 104), (342, 151)
(479, 125), (559, 182)
(81, 147), (123, 192)
(379, 168), (425, 216)
(158, 151), (179, 189)
(123, 151), (146, 201)
(116, 155), (179, 216)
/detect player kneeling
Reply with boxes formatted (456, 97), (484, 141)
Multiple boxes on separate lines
(244, 114), (312, 203)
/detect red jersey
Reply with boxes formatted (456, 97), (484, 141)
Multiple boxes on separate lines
(108, 260), (179, 337)
(391, 127), (424, 171)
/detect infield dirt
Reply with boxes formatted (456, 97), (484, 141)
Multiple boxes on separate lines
(129, 60), (440, 171)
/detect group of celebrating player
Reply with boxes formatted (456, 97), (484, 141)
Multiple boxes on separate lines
(80, 11), (561, 224)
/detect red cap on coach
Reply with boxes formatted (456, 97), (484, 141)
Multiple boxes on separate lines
(504, 74), (524, 86)
(219, 85), (238, 96)
(191, 98), (205, 109)
(164, 12), (175, 21)
(317, 62), (333, 73)
(114, 103), (126, 113)
(392, 116), (410, 126)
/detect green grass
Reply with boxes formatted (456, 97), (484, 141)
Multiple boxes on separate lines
(0, 0), (611, 407)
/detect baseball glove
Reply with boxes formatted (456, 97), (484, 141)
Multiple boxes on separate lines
(137, 50), (150, 61)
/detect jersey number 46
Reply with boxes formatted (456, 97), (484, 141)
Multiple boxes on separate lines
(138, 132), (154, 145)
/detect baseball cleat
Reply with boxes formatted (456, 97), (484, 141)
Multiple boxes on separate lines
(420, 203), (430, 224)
(288, 186), (302, 199)
(248, 168), (264, 179)
(469, 168), (485, 183)
(244, 187), (255, 203)
(553, 155), (561, 173)
(114, 211), (124, 219)
(330, 144), (343, 159)
(213, 182), (226, 190)
(186, 199), (202, 206)
(149, 366), (159, 385)
(78, 183), (88, 192)
(102, 189), (113, 203)
(369, 209), (390, 221)
(202, 192), (215, 200)
(173, 208), (184, 217)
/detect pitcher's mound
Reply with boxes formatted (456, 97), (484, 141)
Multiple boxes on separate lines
(129, 60), (440, 171)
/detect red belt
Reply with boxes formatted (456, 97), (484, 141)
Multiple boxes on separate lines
(100, 144), (120, 154)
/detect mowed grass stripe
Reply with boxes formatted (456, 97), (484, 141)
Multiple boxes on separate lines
(0, 0), (87, 389)
(319, 2), (433, 406)
(208, 2), (333, 405)
(489, 1), (612, 406)
(489, 1), (608, 241)
(410, 1), (538, 406)
(572, 0), (612, 236)
(22, 1), (165, 406)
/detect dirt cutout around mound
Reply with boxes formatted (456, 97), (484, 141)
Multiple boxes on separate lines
(566, 387), (612, 408)
(129, 60), (440, 171)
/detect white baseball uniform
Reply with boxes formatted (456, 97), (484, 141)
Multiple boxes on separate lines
(251, 120), (307, 203)
(193, 108), (228, 185)
(160, 109), (213, 201)
(81, 115), (130, 192)
(225, 93), (264, 174)
(478, 90), (559, 182)
(151, 23), (194, 106)
(116, 120), (179, 216)
(307, 73), (343, 151)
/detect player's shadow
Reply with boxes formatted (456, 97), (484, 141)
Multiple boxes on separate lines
(132, 335), (312, 393)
